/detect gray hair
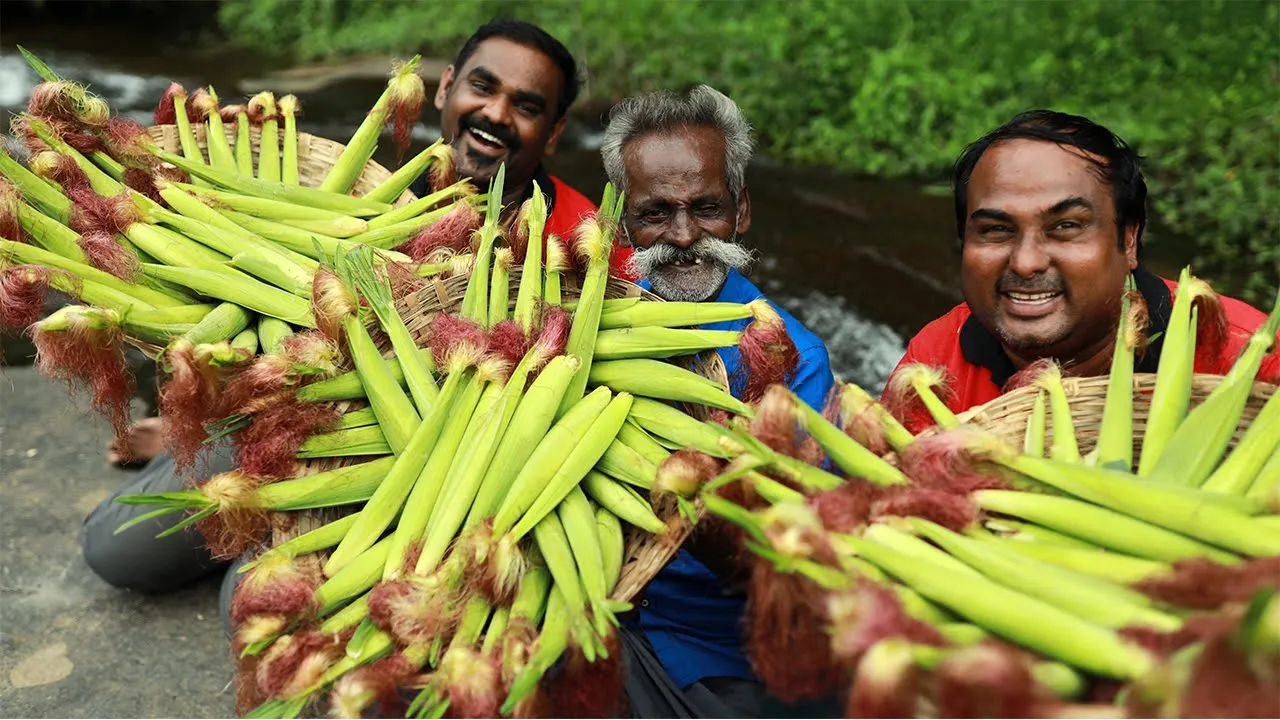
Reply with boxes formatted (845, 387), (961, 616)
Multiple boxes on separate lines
(601, 85), (755, 199)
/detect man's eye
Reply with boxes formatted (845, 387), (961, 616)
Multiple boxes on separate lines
(1054, 220), (1081, 231)
(640, 210), (667, 224)
(470, 81), (492, 95)
(693, 204), (723, 218)
(978, 225), (1012, 237)
(517, 103), (541, 117)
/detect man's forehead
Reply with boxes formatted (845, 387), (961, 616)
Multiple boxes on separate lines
(968, 139), (1110, 212)
(457, 38), (561, 93)
(624, 128), (729, 201)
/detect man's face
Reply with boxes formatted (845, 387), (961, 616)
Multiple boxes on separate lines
(621, 125), (754, 302)
(435, 37), (567, 193)
(961, 139), (1139, 365)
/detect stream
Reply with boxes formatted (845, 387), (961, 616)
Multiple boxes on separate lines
(1, 24), (981, 395)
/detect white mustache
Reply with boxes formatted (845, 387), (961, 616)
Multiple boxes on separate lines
(626, 235), (756, 279)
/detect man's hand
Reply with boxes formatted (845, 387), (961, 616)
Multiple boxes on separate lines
(106, 417), (165, 469)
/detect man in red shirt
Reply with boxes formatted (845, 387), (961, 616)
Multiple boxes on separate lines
(412, 18), (635, 280)
(886, 110), (1278, 433)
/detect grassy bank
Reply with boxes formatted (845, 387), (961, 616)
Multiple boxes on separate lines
(218, 0), (1279, 303)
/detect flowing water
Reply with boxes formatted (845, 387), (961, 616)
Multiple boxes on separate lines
(0, 22), (979, 394)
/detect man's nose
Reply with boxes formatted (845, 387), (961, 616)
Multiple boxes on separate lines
(664, 210), (699, 250)
(1008, 234), (1051, 276)
(478, 96), (513, 127)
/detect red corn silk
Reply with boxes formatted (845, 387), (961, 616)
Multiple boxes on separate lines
(489, 319), (533, 370)
(157, 342), (224, 471)
(1001, 357), (1059, 394)
(191, 470), (273, 561)
(870, 487), (979, 534)
(653, 448), (723, 509)
(232, 398), (342, 479)
(121, 167), (164, 205)
(532, 305), (571, 360)
(309, 267), (357, 346)
(882, 364), (955, 430)
(808, 481), (881, 534)
(1178, 630), (1280, 719)
(546, 633), (626, 719)
(328, 652), (417, 719)
(254, 629), (346, 699)
(368, 576), (461, 648)
(426, 312), (489, 368)
(897, 427), (1010, 494)
(827, 582), (946, 663)
(427, 146), (458, 196)
(36, 148), (93, 191)
(844, 643), (921, 719)
(102, 117), (157, 169)
(229, 558), (321, 629)
(439, 648), (504, 719)
(32, 315), (135, 444)
(749, 384), (803, 457)
(1132, 557), (1280, 611)
(934, 641), (1046, 719)
(387, 77), (425, 165)
(395, 202), (481, 263)
(0, 177), (28, 243)
(153, 83), (189, 126)
(27, 82), (81, 125)
(1191, 289), (1230, 372)
(0, 265), (71, 333)
(736, 307), (800, 405)
(745, 557), (843, 702)
(383, 258), (427, 300)
(76, 229), (139, 281)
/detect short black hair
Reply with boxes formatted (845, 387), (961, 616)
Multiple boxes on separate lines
(951, 109), (1148, 254)
(451, 18), (580, 120)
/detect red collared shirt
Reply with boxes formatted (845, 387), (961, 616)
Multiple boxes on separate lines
(885, 267), (1280, 434)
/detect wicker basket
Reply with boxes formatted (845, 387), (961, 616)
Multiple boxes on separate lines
(955, 372), (1277, 457)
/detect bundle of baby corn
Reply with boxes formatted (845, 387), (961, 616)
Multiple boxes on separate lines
(113, 179), (799, 719)
(670, 273), (1280, 718)
(1, 50), (810, 717)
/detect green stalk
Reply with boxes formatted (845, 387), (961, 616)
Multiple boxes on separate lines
(841, 533), (1154, 680)
(587, 358), (753, 417)
(257, 316), (294, 354)
(1245, 443), (1280, 501)
(973, 488), (1238, 563)
(598, 298), (752, 329)
(253, 92), (280, 182)
(341, 312), (420, 454)
(1138, 267), (1200, 476)
(234, 110), (254, 176)
(200, 88), (238, 173)
(383, 368), (487, 579)
(488, 247), (513, 327)
(349, 247), (438, 413)
(362, 139), (446, 204)
(461, 166), (504, 323)
(278, 95), (300, 185)
(1202, 388), (1280, 494)
(155, 184), (319, 270)
(1036, 366), (1080, 464)
(513, 183), (548, 335)
(1096, 283), (1138, 470)
(365, 182), (477, 231)
(788, 387), (909, 486)
(320, 56), (423, 195)
(557, 186), (619, 416)
(984, 536), (1172, 585)
(0, 146), (71, 222)
(0, 238), (184, 307)
(141, 263), (316, 327)
(1024, 390), (1047, 457)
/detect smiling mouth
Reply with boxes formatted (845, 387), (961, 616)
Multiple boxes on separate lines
(466, 127), (508, 153)
(1004, 291), (1061, 304)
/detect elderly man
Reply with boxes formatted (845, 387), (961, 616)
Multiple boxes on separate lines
(887, 109), (1279, 432)
(601, 84), (835, 717)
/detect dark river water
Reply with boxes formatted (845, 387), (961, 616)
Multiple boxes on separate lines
(0, 20), (1187, 393)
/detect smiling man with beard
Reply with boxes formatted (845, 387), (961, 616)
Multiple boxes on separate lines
(886, 109), (1279, 433)
(600, 84), (836, 718)
(409, 18), (635, 278)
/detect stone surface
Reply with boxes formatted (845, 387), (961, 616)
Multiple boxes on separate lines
(0, 365), (232, 718)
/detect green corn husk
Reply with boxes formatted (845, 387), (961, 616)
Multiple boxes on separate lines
(627, 396), (732, 458)
(588, 358), (752, 417)
(341, 312), (420, 454)
(173, 182), (368, 237)
(1152, 294), (1280, 487)
(140, 263), (316, 327)
(15, 200), (86, 263)
(1202, 388), (1280, 494)
(197, 87), (237, 173)
(256, 316), (294, 354)
(557, 187), (620, 415)
(1245, 444), (1280, 501)
(320, 56), (424, 195)
(582, 470), (667, 534)
(1095, 282), (1142, 470)
(251, 92), (280, 182)
(155, 184), (319, 270)
(985, 536), (1172, 585)
(122, 221), (227, 269)
(596, 438), (658, 490)
(230, 325), (259, 355)
(786, 387), (909, 486)
(362, 139), (450, 204)
(616, 420), (672, 466)
(297, 425), (391, 459)
(175, 301), (253, 346)
(1035, 365), (1080, 464)
(488, 247), (513, 327)
(149, 205), (315, 288)
(335, 406), (378, 430)
(972, 488), (1238, 564)
(841, 532), (1155, 680)
(365, 182), (478, 231)
(348, 246), (437, 413)
(592, 326), (741, 360)
(460, 167), (505, 323)
(292, 348), (431, 402)
(513, 183), (548, 335)
(278, 94), (300, 185)
(344, 204), (457, 250)
(1137, 267), (1204, 476)
(1024, 391), (1047, 457)
(237, 513), (362, 573)
(0, 238), (180, 308)
(0, 146), (72, 222)
(981, 518), (1098, 550)
(149, 148), (392, 217)
(233, 108), (254, 176)
(215, 208), (354, 261)
(22, 116), (124, 196)
(839, 382), (916, 454)
(598, 298), (753, 329)
(909, 518), (1182, 631)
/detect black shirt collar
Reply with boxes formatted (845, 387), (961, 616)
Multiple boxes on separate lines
(959, 265), (1172, 390)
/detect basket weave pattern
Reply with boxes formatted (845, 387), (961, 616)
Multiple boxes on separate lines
(956, 372), (1277, 457)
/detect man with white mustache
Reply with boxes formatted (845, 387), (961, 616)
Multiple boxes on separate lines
(600, 85), (836, 717)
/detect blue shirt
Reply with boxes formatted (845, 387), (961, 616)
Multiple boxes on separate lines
(632, 268), (835, 688)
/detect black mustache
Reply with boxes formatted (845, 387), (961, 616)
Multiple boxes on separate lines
(461, 116), (521, 153)
(999, 274), (1064, 294)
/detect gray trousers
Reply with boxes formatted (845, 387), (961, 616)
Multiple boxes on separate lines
(80, 445), (244, 637)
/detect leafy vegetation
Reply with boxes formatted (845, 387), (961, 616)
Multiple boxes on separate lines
(218, 0), (1279, 302)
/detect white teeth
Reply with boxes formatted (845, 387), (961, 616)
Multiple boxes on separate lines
(1007, 291), (1058, 302)
(471, 128), (506, 147)
(694, 258), (702, 264)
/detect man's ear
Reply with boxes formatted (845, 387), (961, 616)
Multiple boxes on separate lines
(543, 116), (568, 158)
(1123, 224), (1139, 270)
(434, 65), (455, 111)
(735, 185), (752, 236)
